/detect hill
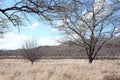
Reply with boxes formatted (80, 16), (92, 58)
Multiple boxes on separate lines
(0, 43), (120, 59)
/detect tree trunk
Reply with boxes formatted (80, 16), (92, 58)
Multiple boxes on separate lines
(89, 58), (93, 64)
(88, 55), (94, 64)
(31, 61), (34, 65)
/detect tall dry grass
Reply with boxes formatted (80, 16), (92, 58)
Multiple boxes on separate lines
(0, 59), (120, 80)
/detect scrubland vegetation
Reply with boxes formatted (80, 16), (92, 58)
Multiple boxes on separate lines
(0, 59), (120, 80)
(0, 0), (120, 80)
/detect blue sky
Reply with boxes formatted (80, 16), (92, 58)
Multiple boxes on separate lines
(0, 19), (61, 49)
(0, 0), (120, 50)
(0, 0), (62, 50)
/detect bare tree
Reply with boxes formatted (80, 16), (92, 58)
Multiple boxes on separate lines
(1, 0), (120, 63)
(49, 0), (120, 63)
(22, 38), (40, 64)
(0, 0), (59, 35)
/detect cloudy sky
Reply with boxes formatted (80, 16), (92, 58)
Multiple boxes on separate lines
(0, 0), (119, 50)
(0, 0), (67, 50)
(0, 18), (61, 50)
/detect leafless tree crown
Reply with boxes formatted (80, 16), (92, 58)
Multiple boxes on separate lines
(49, 0), (120, 63)
(22, 38), (40, 64)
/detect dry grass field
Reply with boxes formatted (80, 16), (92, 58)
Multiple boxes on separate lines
(0, 59), (120, 80)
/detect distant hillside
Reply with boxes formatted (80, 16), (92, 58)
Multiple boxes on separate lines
(0, 36), (120, 59)
(0, 43), (120, 59)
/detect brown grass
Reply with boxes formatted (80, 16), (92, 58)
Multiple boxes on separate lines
(103, 74), (120, 80)
(0, 59), (120, 80)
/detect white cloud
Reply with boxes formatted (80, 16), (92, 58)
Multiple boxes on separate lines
(0, 33), (60, 50)
(115, 27), (120, 32)
(38, 37), (60, 46)
(52, 28), (59, 32)
(94, 0), (104, 13)
(28, 21), (39, 30)
(0, 33), (28, 50)
(56, 20), (64, 27)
